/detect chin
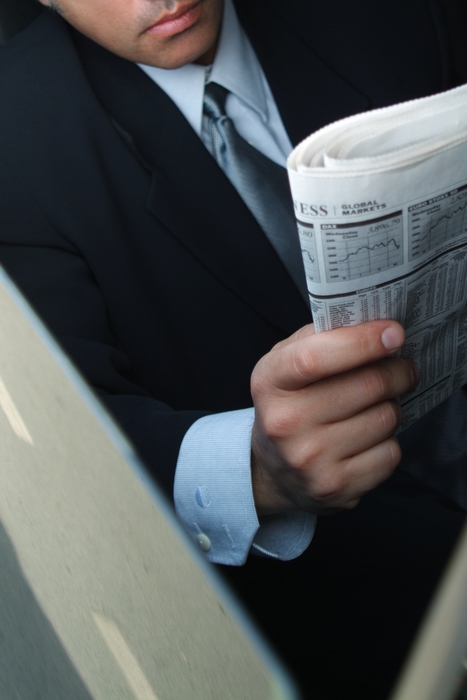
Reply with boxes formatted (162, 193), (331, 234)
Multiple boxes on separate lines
(140, 28), (217, 69)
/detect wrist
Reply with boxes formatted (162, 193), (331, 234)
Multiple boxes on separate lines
(250, 426), (298, 516)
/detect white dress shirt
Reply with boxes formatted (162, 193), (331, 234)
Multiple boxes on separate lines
(138, 0), (315, 565)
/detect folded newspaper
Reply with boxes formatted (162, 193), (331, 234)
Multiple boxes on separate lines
(287, 83), (467, 430)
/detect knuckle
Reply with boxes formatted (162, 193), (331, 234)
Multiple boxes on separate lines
(362, 368), (389, 400)
(312, 470), (349, 502)
(342, 497), (360, 511)
(376, 400), (401, 433)
(362, 361), (399, 400)
(382, 436), (402, 470)
(295, 440), (324, 473)
(387, 437), (402, 467)
(355, 331), (374, 364)
(293, 323), (315, 343)
(261, 408), (296, 441)
(272, 324), (314, 351)
(291, 342), (318, 381)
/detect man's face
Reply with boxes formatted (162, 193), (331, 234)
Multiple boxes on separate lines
(39, 0), (223, 68)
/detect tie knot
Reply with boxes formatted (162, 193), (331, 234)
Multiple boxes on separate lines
(203, 82), (229, 120)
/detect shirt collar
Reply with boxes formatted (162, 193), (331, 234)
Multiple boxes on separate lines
(208, 0), (267, 122)
(137, 0), (268, 135)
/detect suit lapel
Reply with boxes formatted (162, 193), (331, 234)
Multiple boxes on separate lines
(73, 30), (310, 335)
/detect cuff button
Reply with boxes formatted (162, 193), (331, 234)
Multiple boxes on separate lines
(196, 533), (211, 552)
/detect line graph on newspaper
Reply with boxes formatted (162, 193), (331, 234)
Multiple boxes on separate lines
(321, 212), (404, 282)
(409, 184), (467, 261)
(297, 221), (320, 283)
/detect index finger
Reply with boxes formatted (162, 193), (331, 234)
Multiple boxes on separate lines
(263, 320), (406, 392)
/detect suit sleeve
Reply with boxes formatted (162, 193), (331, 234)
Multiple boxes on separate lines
(0, 163), (207, 498)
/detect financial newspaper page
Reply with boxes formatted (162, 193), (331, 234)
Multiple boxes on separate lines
(287, 83), (467, 430)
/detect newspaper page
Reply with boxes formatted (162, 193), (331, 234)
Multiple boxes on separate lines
(287, 83), (467, 430)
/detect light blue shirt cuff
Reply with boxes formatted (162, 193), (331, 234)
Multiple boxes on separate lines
(174, 408), (316, 565)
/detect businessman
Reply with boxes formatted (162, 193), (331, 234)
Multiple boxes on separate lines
(0, 0), (465, 696)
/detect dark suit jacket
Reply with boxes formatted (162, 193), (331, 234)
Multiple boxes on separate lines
(0, 0), (462, 497)
(1, 6), (467, 699)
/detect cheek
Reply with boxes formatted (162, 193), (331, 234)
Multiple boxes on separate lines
(56, 0), (136, 46)
(68, 12), (139, 56)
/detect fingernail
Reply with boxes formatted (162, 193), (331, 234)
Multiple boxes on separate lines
(409, 359), (420, 385)
(381, 327), (404, 350)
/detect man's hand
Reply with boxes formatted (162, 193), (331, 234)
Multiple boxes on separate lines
(250, 320), (418, 516)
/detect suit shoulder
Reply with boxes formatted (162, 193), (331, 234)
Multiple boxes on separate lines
(0, 10), (104, 171)
(0, 12), (84, 118)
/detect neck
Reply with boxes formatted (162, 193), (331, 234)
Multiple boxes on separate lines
(194, 38), (219, 66)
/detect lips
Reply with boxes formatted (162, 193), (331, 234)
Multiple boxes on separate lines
(145, 2), (202, 38)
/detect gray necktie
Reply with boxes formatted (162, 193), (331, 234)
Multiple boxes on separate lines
(203, 82), (308, 302)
